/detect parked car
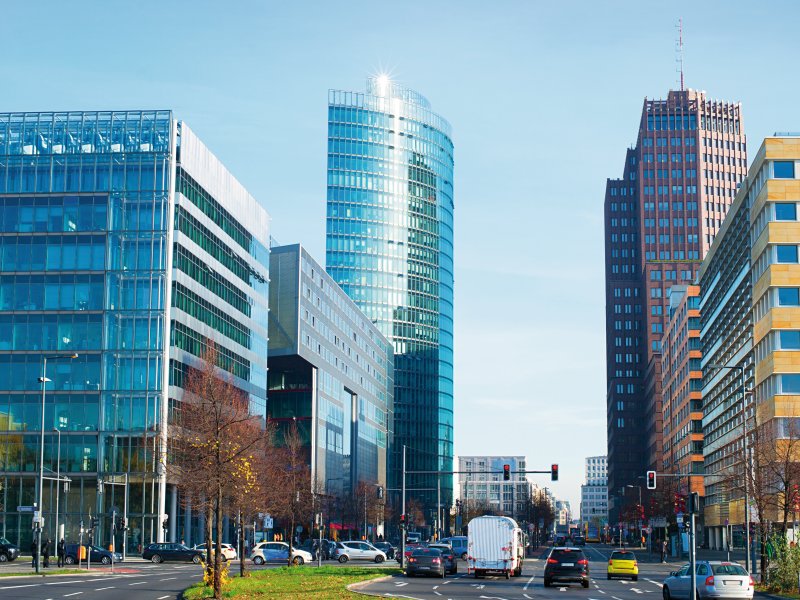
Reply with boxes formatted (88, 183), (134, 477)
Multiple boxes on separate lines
(142, 542), (203, 564)
(334, 541), (386, 563)
(405, 547), (445, 578)
(607, 549), (638, 581)
(373, 541), (395, 559)
(193, 543), (237, 562)
(662, 561), (754, 600)
(250, 541), (312, 565)
(64, 544), (122, 565)
(0, 538), (20, 562)
(428, 543), (457, 574)
(439, 536), (468, 560)
(543, 547), (589, 588)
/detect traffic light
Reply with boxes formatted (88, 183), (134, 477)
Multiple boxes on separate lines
(162, 516), (169, 531)
(551, 464), (559, 481)
(377, 486), (384, 500)
(399, 514), (406, 529)
(503, 464), (510, 481)
(646, 470), (656, 490)
(688, 492), (700, 514)
(674, 494), (686, 514)
(91, 517), (99, 529)
(639, 505), (645, 520)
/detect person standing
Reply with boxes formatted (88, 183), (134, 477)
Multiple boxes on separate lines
(662, 539), (668, 563)
(57, 538), (66, 568)
(42, 538), (51, 568)
(30, 539), (38, 569)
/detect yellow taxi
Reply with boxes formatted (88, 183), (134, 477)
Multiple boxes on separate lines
(607, 549), (638, 581)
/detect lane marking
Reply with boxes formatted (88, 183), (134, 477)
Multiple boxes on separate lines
(560, 587), (567, 591)
(524, 575), (536, 590)
(159, 577), (177, 581)
(0, 584), (40, 590)
(645, 579), (664, 588)
(46, 581), (84, 586)
(158, 596), (171, 599)
(599, 590), (606, 594)
(64, 594), (83, 598)
(129, 581), (146, 585)
(433, 586), (439, 589)
(94, 588), (115, 592)
(524, 595), (533, 599)
(395, 581), (409, 586)
(434, 593), (442, 597)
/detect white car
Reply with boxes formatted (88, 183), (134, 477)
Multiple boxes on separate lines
(335, 541), (387, 563)
(663, 561), (754, 600)
(250, 541), (313, 565)
(193, 543), (238, 561)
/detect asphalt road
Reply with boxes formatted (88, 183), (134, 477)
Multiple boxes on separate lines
(357, 545), (683, 600)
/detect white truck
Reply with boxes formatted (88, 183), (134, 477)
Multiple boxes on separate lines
(467, 515), (525, 579)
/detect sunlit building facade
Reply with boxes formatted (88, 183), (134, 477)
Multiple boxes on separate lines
(0, 111), (270, 550)
(326, 77), (455, 513)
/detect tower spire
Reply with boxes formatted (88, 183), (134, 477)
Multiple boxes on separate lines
(676, 18), (685, 91)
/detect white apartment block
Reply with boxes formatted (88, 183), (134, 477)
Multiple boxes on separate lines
(580, 455), (608, 526)
(458, 456), (533, 519)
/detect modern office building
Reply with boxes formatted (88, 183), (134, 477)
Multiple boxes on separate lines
(326, 76), (455, 514)
(0, 111), (270, 551)
(661, 285), (704, 499)
(457, 456), (532, 521)
(580, 456), (608, 528)
(604, 89), (747, 521)
(699, 135), (800, 549)
(267, 244), (393, 514)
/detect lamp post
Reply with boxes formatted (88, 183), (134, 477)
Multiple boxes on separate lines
(709, 363), (750, 574)
(626, 484), (643, 548)
(36, 353), (78, 574)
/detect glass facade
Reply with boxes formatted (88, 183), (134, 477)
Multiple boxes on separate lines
(326, 77), (454, 512)
(0, 112), (270, 551)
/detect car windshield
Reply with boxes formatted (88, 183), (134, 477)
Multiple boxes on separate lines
(430, 545), (451, 553)
(552, 549), (583, 561)
(412, 548), (441, 556)
(711, 564), (748, 575)
(611, 551), (636, 560)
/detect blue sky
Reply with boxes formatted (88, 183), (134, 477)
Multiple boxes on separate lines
(4, 0), (799, 509)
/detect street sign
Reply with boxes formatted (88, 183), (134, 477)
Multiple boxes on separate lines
(17, 505), (35, 512)
(649, 517), (667, 528)
(264, 516), (273, 529)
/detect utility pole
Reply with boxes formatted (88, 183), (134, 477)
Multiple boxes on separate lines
(401, 445), (406, 567)
(689, 493), (698, 600)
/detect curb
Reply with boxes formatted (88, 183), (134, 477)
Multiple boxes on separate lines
(0, 571), (113, 581)
(346, 574), (397, 597)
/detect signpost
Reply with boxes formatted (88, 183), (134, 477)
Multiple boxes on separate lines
(17, 505), (35, 513)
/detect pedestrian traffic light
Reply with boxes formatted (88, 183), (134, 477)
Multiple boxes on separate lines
(646, 470), (656, 490)
(377, 486), (384, 499)
(503, 464), (510, 481)
(91, 517), (99, 529)
(551, 464), (559, 481)
(162, 516), (169, 531)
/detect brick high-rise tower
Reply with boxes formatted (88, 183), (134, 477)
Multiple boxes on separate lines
(604, 90), (746, 522)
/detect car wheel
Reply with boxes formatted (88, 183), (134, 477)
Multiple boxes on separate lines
(192, 555), (201, 564)
(583, 580), (589, 588)
(151, 554), (162, 564)
(338, 555), (348, 563)
(64, 556), (75, 565)
(0, 554), (7, 563)
(101, 556), (112, 565)
(292, 556), (303, 565)
(406, 572), (414, 577)
(374, 555), (384, 564)
(544, 579), (551, 587)
(633, 576), (638, 582)
(253, 556), (264, 565)
(663, 586), (671, 600)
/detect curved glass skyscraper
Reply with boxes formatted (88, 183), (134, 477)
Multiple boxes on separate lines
(326, 77), (454, 515)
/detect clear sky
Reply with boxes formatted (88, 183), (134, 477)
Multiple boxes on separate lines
(4, 0), (800, 510)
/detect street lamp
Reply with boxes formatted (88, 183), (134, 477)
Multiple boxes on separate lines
(53, 428), (61, 543)
(708, 362), (750, 574)
(36, 353), (78, 574)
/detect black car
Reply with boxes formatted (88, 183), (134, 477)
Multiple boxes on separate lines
(405, 547), (445, 578)
(428, 543), (457, 574)
(0, 537), (20, 562)
(373, 541), (395, 560)
(142, 542), (203, 564)
(573, 535), (586, 546)
(63, 544), (122, 565)
(544, 547), (589, 588)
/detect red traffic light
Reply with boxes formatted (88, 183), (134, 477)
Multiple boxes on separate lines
(503, 464), (511, 481)
(551, 464), (559, 481)
(646, 470), (656, 490)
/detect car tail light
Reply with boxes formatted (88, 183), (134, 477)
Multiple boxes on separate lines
(749, 577), (755, 587)
(633, 561), (638, 567)
(547, 558), (558, 564)
(432, 558), (441, 564)
(408, 557), (416, 563)
(578, 559), (588, 565)
(705, 576), (714, 587)
(608, 560), (613, 566)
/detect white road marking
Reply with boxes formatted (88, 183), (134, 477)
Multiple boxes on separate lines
(159, 577), (177, 581)
(646, 579), (664, 588)
(158, 596), (171, 599)
(46, 581), (84, 586)
(64, 594), (82, 597)
(599, 590), (606, 594)
(524, 595), (533, 599)
(129, 581), (146, 585)
(433, 586), (439, 589)
(524, 575), (536, 590)
(612, 596), (623, 600)
(0, 584), (39, 590)
(631, 588), (643, 594)
(434, 593), (442, 597)
(479, 596), (510, 600)
(395, 581), (409, 586)
(560, 587), (567, 591)
(94, 588), (115, 592)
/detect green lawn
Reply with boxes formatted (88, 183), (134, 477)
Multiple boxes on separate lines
(0, 569), (86, 578)
(182, 565), (401, 599)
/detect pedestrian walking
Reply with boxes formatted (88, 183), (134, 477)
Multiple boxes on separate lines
(30, 539), (38, 569)
(57, 538), (66, 568)
(661, 539), (668, 563)
(42, 539), (51, 568)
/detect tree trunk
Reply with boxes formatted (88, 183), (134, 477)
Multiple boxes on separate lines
(205, 502), (213, 580)
(214, 486), (223, 599)
(239, 511), (246, 578)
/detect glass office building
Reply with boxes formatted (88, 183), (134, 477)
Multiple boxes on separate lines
(0, 111), (270, 551)
(326, 77), (455, 514)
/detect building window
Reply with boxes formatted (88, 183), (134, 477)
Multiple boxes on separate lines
(777, 245), (799, 263)
(774, 161), (796, 179)
(780, 331), (800, 350)
(775, 203), (797, 221)
(778, 288), (800, 306)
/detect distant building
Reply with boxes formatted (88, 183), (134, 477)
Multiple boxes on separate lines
(458, 456), (532, 520)
(580, 456), (608, 527)
(267, 244), (394, 505)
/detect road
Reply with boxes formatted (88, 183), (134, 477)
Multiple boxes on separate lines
(357, 545), (681, 600)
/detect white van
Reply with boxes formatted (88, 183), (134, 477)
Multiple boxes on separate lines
(467, 515), (525, 579)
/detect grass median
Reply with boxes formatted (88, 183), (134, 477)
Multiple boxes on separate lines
(182, 565), (401, 599)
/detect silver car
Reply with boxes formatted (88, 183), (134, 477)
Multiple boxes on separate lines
(663, 561), (754, 600)
(335, 541), (387, 563)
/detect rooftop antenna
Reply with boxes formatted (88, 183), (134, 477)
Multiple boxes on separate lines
(675, 18), (685, 91)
